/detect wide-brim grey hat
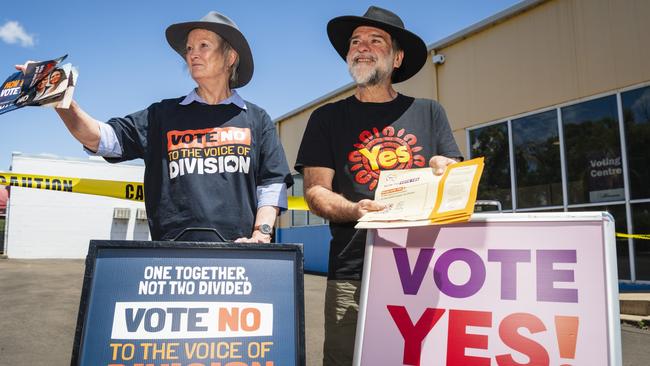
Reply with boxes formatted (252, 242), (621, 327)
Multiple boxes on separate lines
(327, 6), (427, 83)
(165, 11), (254, 88)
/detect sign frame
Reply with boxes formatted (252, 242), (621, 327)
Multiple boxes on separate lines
(70, 240), (305, 366)
(353, 212), (622, 366)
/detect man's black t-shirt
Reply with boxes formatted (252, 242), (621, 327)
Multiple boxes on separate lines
(295, 94), (462, 280)
(106, 98), (293, 241)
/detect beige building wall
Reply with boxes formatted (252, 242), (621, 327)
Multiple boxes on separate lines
(277, 0), (650, 182)
(438, 0), (650, 145)
(278, 88), (354, 172)
(394, 58), (438, 101)
(277, 89), (354, 227)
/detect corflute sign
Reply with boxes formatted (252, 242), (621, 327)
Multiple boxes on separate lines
(353, 213), (622, 366)
(72, 241), (304, 366)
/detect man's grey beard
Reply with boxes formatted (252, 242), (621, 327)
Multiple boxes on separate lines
(347, 53), (394, 86)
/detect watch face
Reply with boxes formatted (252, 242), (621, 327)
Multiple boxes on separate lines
(259, 223), (273, 235)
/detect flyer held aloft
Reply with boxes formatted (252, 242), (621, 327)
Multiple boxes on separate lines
(356, 157), (484, 229)
(0, 55), (78, 115)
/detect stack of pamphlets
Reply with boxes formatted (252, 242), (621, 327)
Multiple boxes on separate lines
(356, 157), (485, 228)
(0, 55), (78, 115)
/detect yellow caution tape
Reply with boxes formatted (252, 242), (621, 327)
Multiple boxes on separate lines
(288, 195), (309, 211)
(5, 174), (646, 226)
(616, 233), (650, 240)
(0, 171), (309, 211)
(0, 171), (144, 201)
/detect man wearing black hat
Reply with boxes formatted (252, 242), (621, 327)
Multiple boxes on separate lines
(295, 6), (463, 365)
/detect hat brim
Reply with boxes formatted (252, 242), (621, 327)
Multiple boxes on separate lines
(327, 16), (427, 83)
(165, 21), (254, 88)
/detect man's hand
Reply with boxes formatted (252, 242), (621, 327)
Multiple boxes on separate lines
(429, 155), (458, 175)
(304, 166), (388, 223)
(354, 199), (386, 220)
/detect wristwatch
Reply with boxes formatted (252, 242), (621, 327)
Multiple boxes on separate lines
(256, 223), (273, 236)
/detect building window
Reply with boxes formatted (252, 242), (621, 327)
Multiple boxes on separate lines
(469, 122), (512, 209)
(512, 110), (562, 208)
(568, 204), (630, 280)
(291, 175), (308, 226)
(288, 174), (326, 227)
(562, 95), (624, 205)
(622, 86), (650, 200)
(467, 83), (650, 282)
(632, 203), (650, 281)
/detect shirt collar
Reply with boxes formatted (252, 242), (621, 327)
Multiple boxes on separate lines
(179, 89), (247, 110)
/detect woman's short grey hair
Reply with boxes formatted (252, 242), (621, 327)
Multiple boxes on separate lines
(218, 38), (240, 89)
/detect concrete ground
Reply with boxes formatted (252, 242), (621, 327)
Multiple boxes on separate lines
(0, 259), (649, 366)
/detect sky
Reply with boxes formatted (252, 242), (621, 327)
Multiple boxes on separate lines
(0, 0), (522, 171)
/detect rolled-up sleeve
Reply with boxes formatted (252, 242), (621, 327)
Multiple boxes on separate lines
(256, 109), (294, 188)
(83, 122), (124, 158)
(256, 183), (288, 210)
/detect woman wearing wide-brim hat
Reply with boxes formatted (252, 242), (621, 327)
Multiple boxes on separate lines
(17, 11), (293, 243)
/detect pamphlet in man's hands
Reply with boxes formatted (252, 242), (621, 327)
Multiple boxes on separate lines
(355, 157), (484, 228)
(0, 55), (78, 115)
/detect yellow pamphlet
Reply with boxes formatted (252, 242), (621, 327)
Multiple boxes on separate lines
(355, 157), (484, 228)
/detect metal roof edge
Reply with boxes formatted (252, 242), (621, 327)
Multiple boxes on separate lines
(274, 81), (356, 123)
(428, 0), (548, 52)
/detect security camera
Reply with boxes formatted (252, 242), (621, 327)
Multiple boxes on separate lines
(432, 54), (445, 65)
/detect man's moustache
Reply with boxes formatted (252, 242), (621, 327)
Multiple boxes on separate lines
(350, 54), (377, 63)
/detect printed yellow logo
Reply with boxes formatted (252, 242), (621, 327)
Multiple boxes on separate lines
(348, 126), (426, 190)
(358, 145), (411, 170)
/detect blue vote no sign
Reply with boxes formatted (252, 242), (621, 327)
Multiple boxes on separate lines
(71, 240), (305, 366)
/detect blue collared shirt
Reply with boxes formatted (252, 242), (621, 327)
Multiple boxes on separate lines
(179, 88), (248, 109)
(88, 89), (287, 210)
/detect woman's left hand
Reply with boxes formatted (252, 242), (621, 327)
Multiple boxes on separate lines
(234, 230), (272, 243)
(235, 206), (279, 243)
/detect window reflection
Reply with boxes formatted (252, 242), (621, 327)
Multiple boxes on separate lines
(308, 212), (326, 226)
(291, 175), (308, 226)
(469, 85), (650, 282)
(289, 173), (325, 227)
(470, 123), (512, 209)
(568, 204), (630, 280)
(512, 110), (562, 208)
(622, 86), (650, 200)
(632, 203), (650, 281)
(562, 96), (623, 204)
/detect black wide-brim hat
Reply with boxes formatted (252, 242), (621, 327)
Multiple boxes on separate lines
(165, 11), (254, 88)
(327, 6), (428, 83)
